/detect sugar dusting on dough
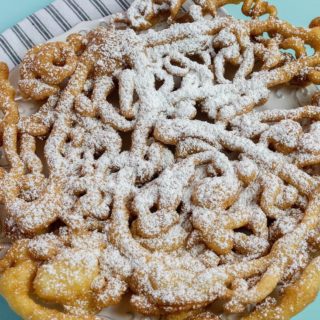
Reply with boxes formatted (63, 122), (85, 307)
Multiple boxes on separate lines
(1, 1), (320, 319)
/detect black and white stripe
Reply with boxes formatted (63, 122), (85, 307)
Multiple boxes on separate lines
(89, 0), (112, 17)
(11, 25), (35, 49)
(1, 0), (191, 69)
(115, 0), (130, 11)
(63, 0), (91, 21)
(27, 14), (54, 40)
(45, 4), (72, 31)
(0, 35), (21, 65)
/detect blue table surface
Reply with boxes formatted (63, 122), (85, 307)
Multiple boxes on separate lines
(0, 0), (319, 319)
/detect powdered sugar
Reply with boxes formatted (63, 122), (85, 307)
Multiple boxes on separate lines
(1, 1), (320, 319)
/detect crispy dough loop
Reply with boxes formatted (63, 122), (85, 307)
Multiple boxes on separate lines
(242, 256), (320, 320)
(241, 0), (277, 18)
(230, 103), (320, 168)
(67, 33), (88, 56)
(19, 41), (78, 100)
(0, 63), (60, 236)
(0, 62), (19, 142)
(121, 0), (277, 30)
(0, 62), (22, 202)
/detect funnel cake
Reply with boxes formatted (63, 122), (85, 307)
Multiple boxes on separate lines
(1, 0), (319, 235)
(0, 0), (320, 319)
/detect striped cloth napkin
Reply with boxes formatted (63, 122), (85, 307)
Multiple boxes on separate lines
(0, 0), (134, 69)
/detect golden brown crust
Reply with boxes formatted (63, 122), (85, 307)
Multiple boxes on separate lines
(19, 41), (78, 100)
(0, 260), (99, 320)
(0, 0), (320, 319)
(242, 257), (320, 320)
